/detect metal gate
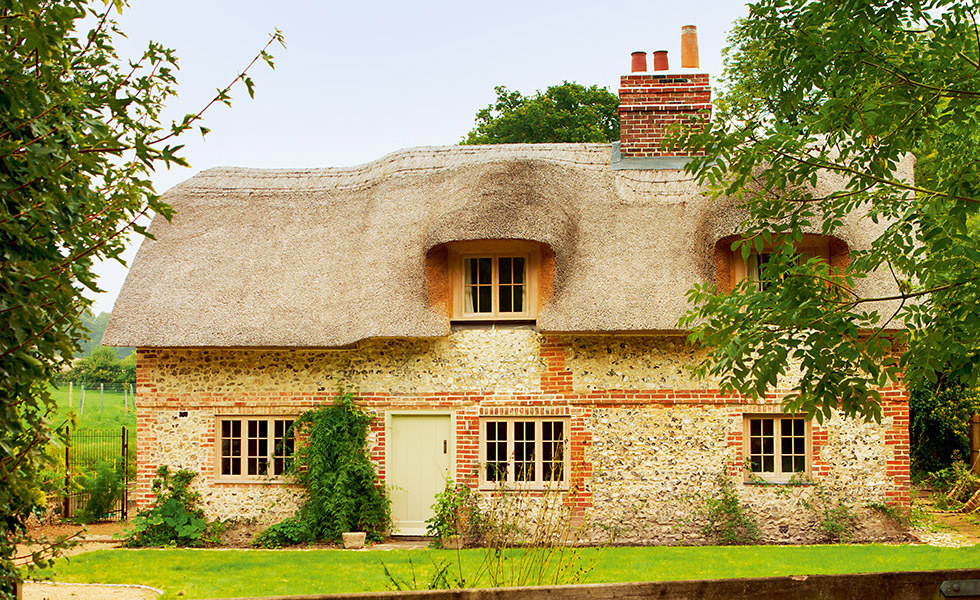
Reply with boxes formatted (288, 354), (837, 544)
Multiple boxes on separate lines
(63, 426), (130, 521)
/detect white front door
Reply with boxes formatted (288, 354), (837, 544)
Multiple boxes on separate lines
(388, 414), (452, 535)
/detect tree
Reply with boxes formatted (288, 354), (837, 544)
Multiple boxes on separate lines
(463, 82), (619, 144)
(0, 2), (282, 595)
(680, 0), (980, 422)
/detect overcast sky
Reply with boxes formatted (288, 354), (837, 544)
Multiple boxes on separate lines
(88, 0), (751, 314)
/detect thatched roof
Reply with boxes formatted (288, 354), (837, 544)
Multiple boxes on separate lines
(103, 143), (907, 348)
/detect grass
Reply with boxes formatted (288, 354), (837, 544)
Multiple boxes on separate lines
(34, 544), (980, 599)
(47, 383), (136, 431)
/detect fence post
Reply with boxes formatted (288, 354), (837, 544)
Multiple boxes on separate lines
(123, 387), (128, 413)
(971, 414), (980, 474)
(100, 383), (104, 413)
(63, 427), (71, 519)
(79, 385), (85, 415)
(121, 426), (129, 520)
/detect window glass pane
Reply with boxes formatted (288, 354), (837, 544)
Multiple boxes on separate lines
(485, 421), (508, 482)
(513, 257), (525, 284)
(475, 285), (490, 313)
(514, 421), (535, 482)
(500, 286), (512, 312)
(500, 257), (512, 284)
(513, 285), (524, 312)
(542, 421), (564, 482)
(478, 257), (492, 283)
(782, 456), (793, 473)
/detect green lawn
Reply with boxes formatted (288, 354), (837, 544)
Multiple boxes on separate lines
(35, 544), (980, 599)
(48, 383), (136, 431)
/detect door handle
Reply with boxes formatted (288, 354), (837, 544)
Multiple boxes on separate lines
(443, 440), (447, 454)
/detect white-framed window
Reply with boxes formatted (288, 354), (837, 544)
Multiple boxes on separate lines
(218, 417), (294, 479)
(744, 416), (809, 483)
(450, 241), (540, 321)
(480, 418), (568, 488)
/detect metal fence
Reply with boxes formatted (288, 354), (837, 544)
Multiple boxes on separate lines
(63, 427), (131, 521)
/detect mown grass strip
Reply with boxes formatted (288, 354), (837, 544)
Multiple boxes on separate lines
(35, 544), (980, 600)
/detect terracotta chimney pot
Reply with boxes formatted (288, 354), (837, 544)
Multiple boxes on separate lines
(681, 25), (700, 68)
(630, 51), (647, 73)
(652, 50), (668, 72)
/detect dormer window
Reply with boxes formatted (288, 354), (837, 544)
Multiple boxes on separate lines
(449, 241), (541, 321)
(722, 234), (845, 293)
(463, 256), (528, 317)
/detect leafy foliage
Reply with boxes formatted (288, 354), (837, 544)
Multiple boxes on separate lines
(681, 0), (980, 421)
(124, 466), (212, 547)
(287, 391), (391, 542)
(253, 516), (312, 549)
(57, 346), (136, 386)
(463, 82), (619, 144)
(801, 486), (856, 544)
(73, 459), (126, 524)
(425, 478), (481, 547)
(699, 472), (760, 545)
(909, 381), (980, 475)
(0, 1), (281, 594)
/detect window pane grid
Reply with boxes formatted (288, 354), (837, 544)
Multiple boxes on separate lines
(748, 417), (807, 480)
(483, 419), (567, 487)
(464, 257), (493, 314)
(461, 255), (528, 317)
(220, 417), (293, 478)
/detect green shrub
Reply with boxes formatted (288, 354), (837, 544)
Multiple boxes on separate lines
(73, 460), (125, 524)
(927, 459), (980, 511)
(700, 472), (760, 545)
(909, 382), (980, 477)
(286, 391), (391, 542)
(253, 516), (311, 548)
(425, 479), (481, 547)
(801, 486), (856, 543)
(124, 466), (211, 547)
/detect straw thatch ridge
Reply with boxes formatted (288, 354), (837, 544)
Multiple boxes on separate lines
(103, 143), (905, 348)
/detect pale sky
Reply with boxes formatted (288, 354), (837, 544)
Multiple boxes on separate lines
(89, 0), (751, 314)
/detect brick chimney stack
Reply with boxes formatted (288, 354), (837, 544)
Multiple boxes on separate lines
(618, 26), (711, 160)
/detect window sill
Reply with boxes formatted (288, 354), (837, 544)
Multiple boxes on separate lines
(451, 320), (537, 331)
(477, 483), (569, 492)
(743, 479), (813, 487)
(213, 477), (293, 485)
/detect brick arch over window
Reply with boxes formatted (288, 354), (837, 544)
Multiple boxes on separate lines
(713, 234), (849, 294)
(425, 240), (555, 321)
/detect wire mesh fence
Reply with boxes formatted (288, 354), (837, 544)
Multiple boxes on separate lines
(63, 426), (131, 521)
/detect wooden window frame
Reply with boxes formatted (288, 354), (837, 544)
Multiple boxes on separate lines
(743, 415), (811, 483)
(450, 241), (540, 321)
(731, 236), (831, 291)
(479, 417), (569, 490)
(216, 416), (295, 482)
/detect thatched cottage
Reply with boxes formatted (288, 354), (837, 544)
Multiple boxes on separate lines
(105, 28), (910, 543)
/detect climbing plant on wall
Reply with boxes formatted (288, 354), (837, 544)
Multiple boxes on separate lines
(287, 391), (391, 541)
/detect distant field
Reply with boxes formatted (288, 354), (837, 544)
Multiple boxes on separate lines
(48, 383), (137, 431)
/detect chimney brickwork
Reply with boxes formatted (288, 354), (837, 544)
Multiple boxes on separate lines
(618, 26), (711, 159)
